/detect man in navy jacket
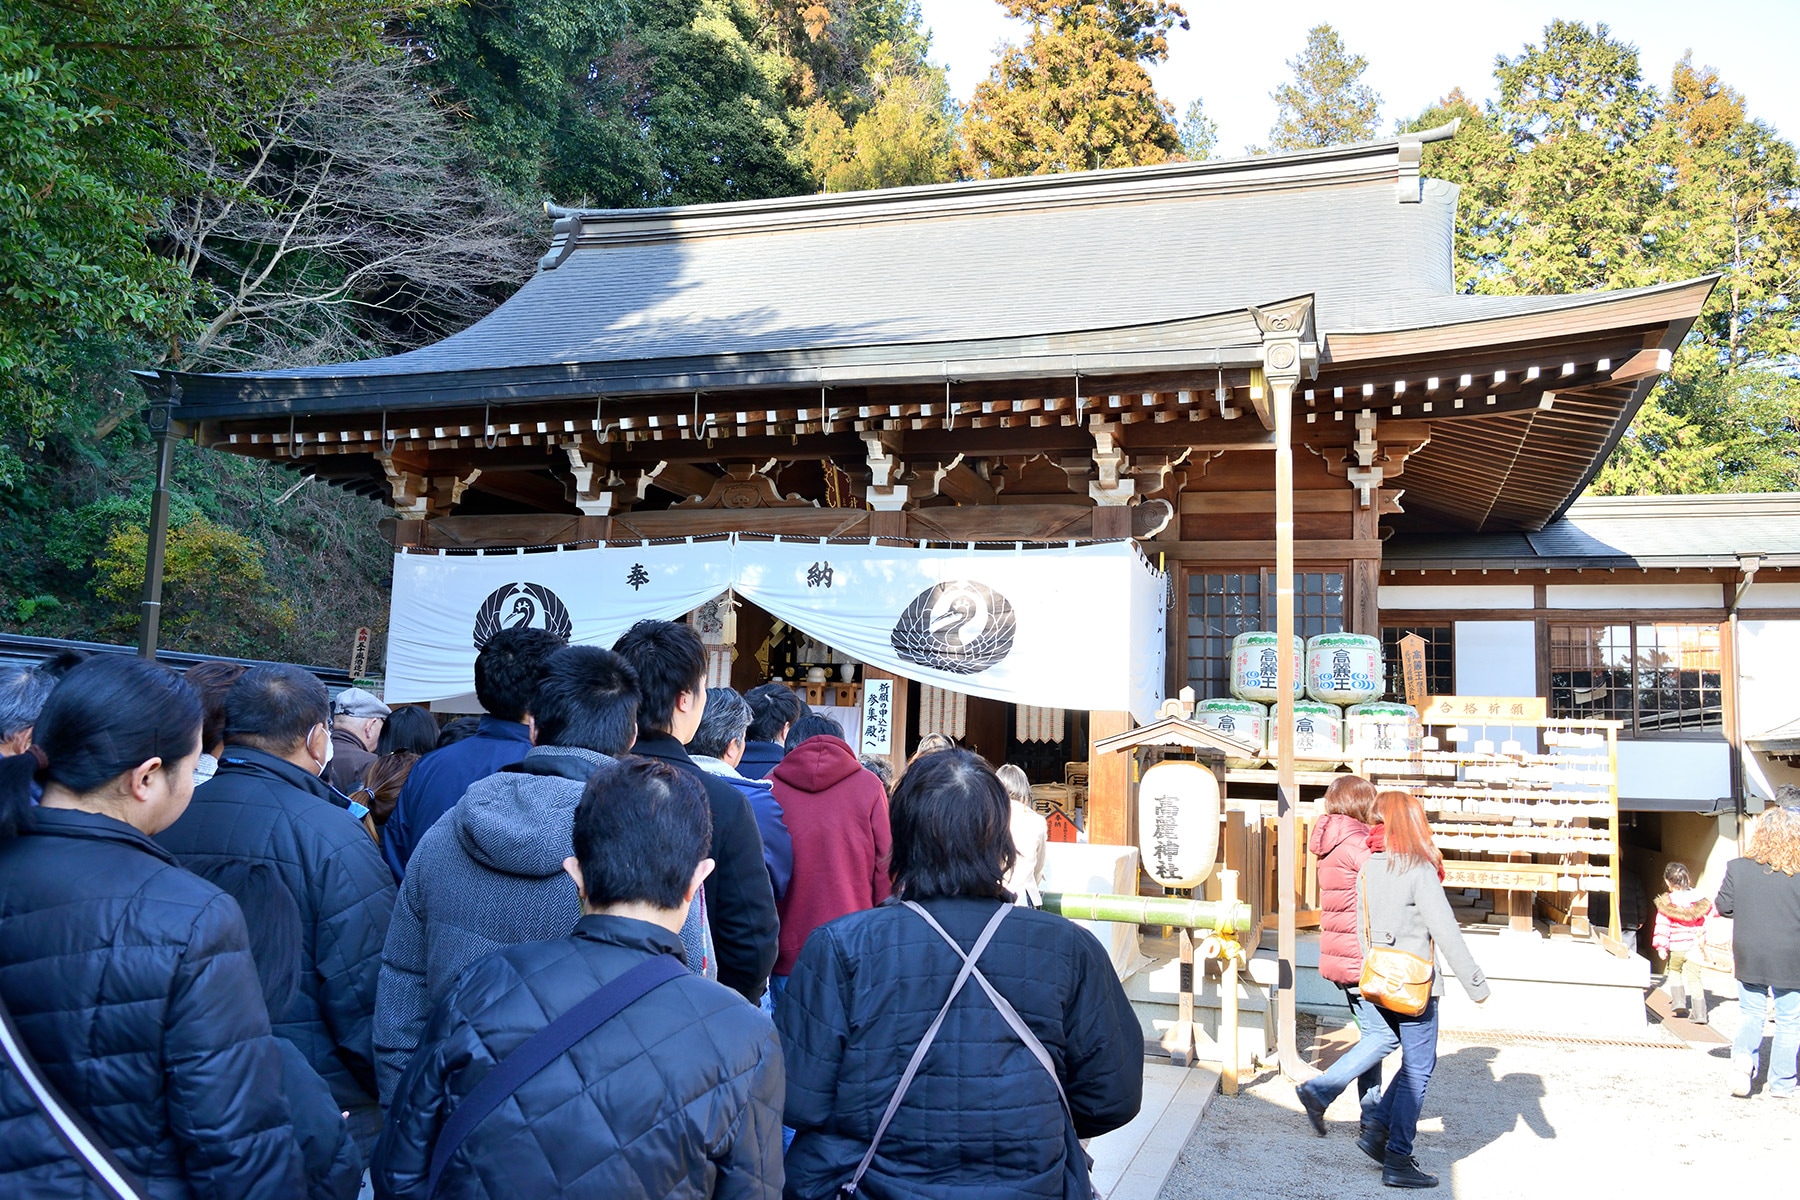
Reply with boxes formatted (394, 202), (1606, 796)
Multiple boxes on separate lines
(156, 664), (396, 1154)
(381, 627), (565, 878)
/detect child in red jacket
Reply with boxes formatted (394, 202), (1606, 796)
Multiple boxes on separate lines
(1653, 860), (1713, 1024)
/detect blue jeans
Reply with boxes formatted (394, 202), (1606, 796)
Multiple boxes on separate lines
(1733, 984), (1800, 1095)
(1371, 996), (1439, 1158)
(1305, 988), (1396, 1121)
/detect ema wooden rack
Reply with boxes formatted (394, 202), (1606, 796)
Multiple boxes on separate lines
(1356, 714), (1624, 945)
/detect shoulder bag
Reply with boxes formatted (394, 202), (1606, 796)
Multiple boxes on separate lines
(838, 902), (1098, 1200)
(1357, 882), (1434, 1016)
(0, 990), (146, 1200)
(426, 953), (686, 1197)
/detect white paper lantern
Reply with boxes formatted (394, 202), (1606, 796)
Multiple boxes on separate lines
(1138, 760), (1222, 889)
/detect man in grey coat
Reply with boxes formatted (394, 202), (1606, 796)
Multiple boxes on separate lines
(373, 646), (644, 1102)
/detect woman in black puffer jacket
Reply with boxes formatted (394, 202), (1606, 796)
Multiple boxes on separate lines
(777, 748), (1143, 1200)
(0, 656), (301, 1198)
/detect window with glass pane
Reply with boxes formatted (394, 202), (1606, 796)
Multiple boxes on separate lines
(1380, 626), (1454, 701)
(1549, 623), (1720, 735)
(1184, 569), (1345, 699)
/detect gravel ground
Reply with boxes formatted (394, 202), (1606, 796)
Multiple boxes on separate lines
(1158, 996), (1797, 1197)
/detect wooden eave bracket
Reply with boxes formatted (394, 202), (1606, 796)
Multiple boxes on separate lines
(673, 461), (811, 509)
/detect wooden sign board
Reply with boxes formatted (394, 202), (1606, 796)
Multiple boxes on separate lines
(1442, 862), (1569, 892)
(349, 627), (372, 680)
(1420, 695), (1547, 723)
(1399, 633), (1428, 709)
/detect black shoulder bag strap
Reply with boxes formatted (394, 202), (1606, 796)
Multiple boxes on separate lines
(426, 953), (686, 1197)
(839, 903), (1012, 1198)
(905, 902), (1099, 1199)
(0, 990), (146, 1200)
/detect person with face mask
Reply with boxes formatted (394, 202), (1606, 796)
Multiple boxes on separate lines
(156, 664), (397, 1158)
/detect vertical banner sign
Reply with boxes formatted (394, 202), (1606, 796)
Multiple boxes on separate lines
(860, 678), (894, 756)
(1399, 633), (1428, 709)
(349, 627), (372, 680)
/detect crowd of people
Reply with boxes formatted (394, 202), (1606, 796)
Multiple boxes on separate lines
(5, 636), (1796, 1197)
(0, 628), (1144, 1199)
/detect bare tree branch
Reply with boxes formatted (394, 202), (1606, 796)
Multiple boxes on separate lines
(162, 55), (539, 371)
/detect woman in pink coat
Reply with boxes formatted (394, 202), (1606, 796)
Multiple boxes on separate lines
(1297, 775), (1398, 1140)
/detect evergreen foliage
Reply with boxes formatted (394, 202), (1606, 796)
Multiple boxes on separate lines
(1176, 97), (1218, 160)
(1267, 24), (1380, 150)
(960, 0), (1187, 177)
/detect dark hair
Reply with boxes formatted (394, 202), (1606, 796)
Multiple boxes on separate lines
(33, 649), (89, 682)
(889, 747), (1013, 901)
(473, 627), (567, 722)
(0, 666), (54, 742)
(436, 716), (481, 747)
(572, 758), (712, 909)
(610, 620), (706, 735)
(1323, 775), (1380, 826)
(860, 754), (894, 794)
(690, 687), (752, 759)
(530, 646), (640, 754)
(0, 656), (202, 838)
(785, 713), (843, 753)
(1663, 860), (1692, 890)
(351, 751), (419, 827)
(746, 682), (804, 744)
(377, 705), (440, 756)
(198, 861), (302, 1016)
(183, 661), (248, 755)
(223, 664), (329, 753)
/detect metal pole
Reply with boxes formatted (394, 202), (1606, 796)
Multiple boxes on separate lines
(136, 383), (180, 660)
(1273, 372), (1302, 1078)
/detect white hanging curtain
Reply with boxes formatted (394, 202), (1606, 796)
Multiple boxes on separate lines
(919, 685), (967, 740)
(1016, 705), (1066, 744)
(384, 536), (1166, 721)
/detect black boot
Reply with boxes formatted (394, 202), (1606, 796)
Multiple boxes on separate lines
(1296, 1082), (1328, 1136)
(1356, 1121), (1389, 1165)
(1382, 1151), (1439, 1189)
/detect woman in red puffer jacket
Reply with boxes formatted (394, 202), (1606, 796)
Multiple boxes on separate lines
(1296, 775), (1399, 1140)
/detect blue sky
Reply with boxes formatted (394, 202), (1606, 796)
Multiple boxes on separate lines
(913, 1), (1800, 155)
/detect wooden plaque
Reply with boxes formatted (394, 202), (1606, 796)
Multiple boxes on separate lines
(1420, 695), (1547, 723)
(1399, 633), (1428, 709)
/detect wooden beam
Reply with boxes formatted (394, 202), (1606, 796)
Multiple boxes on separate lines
(1157, 539), (1379, 561)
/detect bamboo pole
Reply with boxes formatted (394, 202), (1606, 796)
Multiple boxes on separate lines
(1040, 892), (1252, 931)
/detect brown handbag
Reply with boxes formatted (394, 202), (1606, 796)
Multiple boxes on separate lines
(1358, 885), (1434, 1016)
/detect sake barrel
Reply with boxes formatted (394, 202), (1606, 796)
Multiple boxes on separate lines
(1345, 701), (1421, 759)
(1229, 631), (1304, 702)
(1266, 700), (1344, 771)
(1196, 697), (1266, 768)
(1305, 633), (1384, 705)
(1137, 760), (1222, 889)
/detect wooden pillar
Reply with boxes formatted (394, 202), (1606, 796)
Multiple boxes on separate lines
(1350, 500), (1380, 635)
(1086, 710), (1133, 846)
(1092, 505), (1131, 541)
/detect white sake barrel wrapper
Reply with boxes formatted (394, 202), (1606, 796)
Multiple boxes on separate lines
(1266, 700), (1344, 771)
(1195, 697), (1267, 769)
(1229, 631), (1303, 702)
(1345, 701), (1421, 759)
(1305, 633), (1384, 706)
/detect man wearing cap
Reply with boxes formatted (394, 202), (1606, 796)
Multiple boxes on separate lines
(327, 686), (391, 794)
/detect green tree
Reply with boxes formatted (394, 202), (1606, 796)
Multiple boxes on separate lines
(1176, 96), (1217, 160)
(1651, 54), (1799, 370)
(409, 0), (809, 206)
(1267, 24), (1379, 150)
(804, 47), (954, 191)
(960, 0), (1188, 178)
(1483, 20), (1663, 293)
